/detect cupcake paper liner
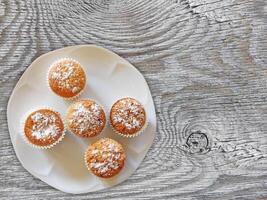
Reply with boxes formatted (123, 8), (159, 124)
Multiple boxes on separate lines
(66, 99), (107, 138)
(21, 107), (66, 149)
(108, 97), (149, 138)
(84, 147), (91, 172)
(47, 58), (86, 101)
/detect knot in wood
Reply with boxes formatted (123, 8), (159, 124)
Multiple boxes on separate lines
(185, 131), (209, 154)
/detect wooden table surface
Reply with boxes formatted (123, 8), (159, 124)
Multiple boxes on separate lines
(1, 0), (267, 199)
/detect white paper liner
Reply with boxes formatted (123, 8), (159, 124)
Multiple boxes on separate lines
(47, 58), (87, 101)
(83, 138), (126, 179)
(66, 99), (107, 138)
(21, 107), (66, 149)
(109, 97), (148, 138)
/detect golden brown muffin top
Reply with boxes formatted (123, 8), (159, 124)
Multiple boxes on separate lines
(67, 99), (106, 137)
(48, 59), (86, 98)
(85, 138), (126, 178)
(24, 109), (64, 147)
(110, 97), (146, 136)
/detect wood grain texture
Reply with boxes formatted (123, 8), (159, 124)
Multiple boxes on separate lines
(1, 0), (267, 199)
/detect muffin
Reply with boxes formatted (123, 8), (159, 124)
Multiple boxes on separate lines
(110, 97), (147, 137)
(22, 108), (65, 149)
(48, 58), (86, 99)
(66, 99), (106, 137)
(84, 138), (126, 178)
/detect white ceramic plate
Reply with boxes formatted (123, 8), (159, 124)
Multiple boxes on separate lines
(7, 45), (156, 194)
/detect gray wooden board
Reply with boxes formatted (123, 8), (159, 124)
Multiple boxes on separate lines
(0, 0), (267, 199)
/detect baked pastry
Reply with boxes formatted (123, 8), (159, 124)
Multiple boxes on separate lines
(84, 138), (126, 178)
(23, 108), (65, 149)
(66, 99), (106, 137)
(48, 58), (86, 99)
(110, 97), (147, 137)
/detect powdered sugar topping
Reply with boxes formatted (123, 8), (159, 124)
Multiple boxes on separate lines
(50, 59), (83, 92)
(88, 139), (123, 175)
(70, 102), (104, 134)
(112, 98), (145, 130)
(29, 111), (61, 140)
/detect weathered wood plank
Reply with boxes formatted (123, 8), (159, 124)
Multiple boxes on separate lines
(0, 0), (267, 199)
